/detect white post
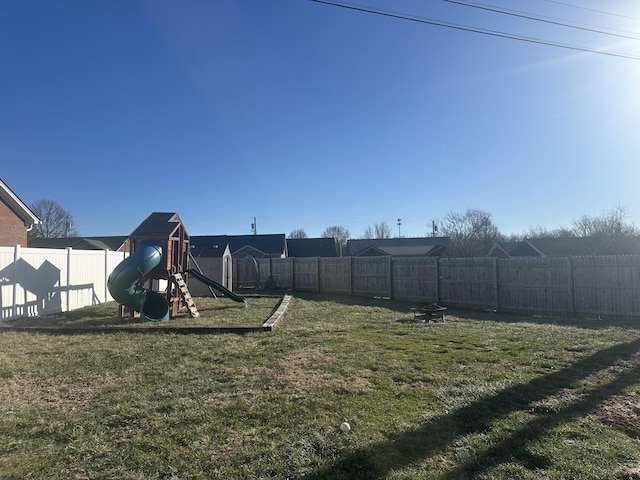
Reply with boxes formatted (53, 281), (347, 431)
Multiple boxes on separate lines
(12, 244), (20, 320)
(66, 247), (72, 312)
(104, 249), (109, 303)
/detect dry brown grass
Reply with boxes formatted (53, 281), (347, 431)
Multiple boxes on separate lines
(0, 373), (117, 410)
(278, 346), (374, 395)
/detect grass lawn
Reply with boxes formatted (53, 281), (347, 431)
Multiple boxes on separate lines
(0, 293), (639, 479)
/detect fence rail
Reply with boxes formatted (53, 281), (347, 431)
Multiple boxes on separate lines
(234, 255), (640, 319)
(6, 247), (637, 321)
(0, 245), (126, 321)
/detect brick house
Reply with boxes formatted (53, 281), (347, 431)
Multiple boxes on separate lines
(0, 179), (40, 246)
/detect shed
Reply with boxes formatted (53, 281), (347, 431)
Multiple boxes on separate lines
(189, 243), (233, 296)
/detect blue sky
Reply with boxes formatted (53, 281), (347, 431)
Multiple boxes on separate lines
(2, 0), (640, 239)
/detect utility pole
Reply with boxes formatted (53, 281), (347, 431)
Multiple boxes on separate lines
(432, 220), (438, 237)
(251, 217), (257, 235)
(397, 218), (402, 237)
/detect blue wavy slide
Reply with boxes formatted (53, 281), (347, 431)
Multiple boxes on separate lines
(187, 268), (247, 306)
(107, 242), (170, 321)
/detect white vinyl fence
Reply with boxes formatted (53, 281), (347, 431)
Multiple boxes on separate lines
(0, 245), (127, 321)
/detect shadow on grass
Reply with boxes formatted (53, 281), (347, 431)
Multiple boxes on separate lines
(1, 296), (284, 333)
(304, 339), (640, 479)
(289, 291), (640, 331)
(451, 307), (640, 331)
(0, 304), (136, 328)
(290, 291), (422, 314)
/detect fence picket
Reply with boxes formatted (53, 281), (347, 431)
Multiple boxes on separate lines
(233, 254), (640, 320)
(0, 246), (126, 321)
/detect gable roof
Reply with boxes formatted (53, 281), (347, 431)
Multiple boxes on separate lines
(28, 236), (128, 251)
(490, 237), (640, 258)
(130, 212), (185, 238)
(487, 241), (529, 257)
(0, 178), (40, 227)
(191, 234), (287, 258)
(189, 236), (229, 257)
(524, 236), (640, 257)
(287, 238), (338, 257)
(346, 237), (450, 257)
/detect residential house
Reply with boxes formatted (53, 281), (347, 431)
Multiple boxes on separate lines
(191, 234), (287, 259)
(286, 237), (338, 257)
(346, 237), (451, 257)
(486, 241), (527, 258)
(189, 234), (286, 294)
(28, 236), (129, 252)
(487, 236), (640, 258)
(0, 179), (40, 246)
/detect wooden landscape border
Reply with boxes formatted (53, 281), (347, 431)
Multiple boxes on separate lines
(0, 295), (292, 335)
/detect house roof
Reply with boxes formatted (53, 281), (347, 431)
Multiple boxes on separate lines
(189, 236), (229, 257)
(191, 234), (287, 258)
(287, 238), (338, 257)
(346, 237), (450, 257)
(28, 236), (128, 251)
(523, 237), (640, 257)
(0, 178), (40, 227)
(130, 212), (185, 238)
(486, 241), (526, 257)
(489, 237), (640, 258)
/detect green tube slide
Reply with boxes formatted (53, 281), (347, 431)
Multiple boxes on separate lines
(107, 242), (170, 321)
(187, 268), (247, 306)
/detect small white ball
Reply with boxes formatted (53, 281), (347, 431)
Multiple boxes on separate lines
(340, 422), (351, 432)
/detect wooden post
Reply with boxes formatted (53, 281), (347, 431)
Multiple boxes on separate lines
(493, 257), (500, 312)
(316, 257), (321, 292)
(434, 257), (440, 304)
(349, 256), (353, 296)
(388, 256), (393, 299)
(567, 257), (575, 317)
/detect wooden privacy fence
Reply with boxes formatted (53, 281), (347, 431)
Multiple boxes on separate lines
(0, 245), (126, 321)
(233, 255), (640, 319)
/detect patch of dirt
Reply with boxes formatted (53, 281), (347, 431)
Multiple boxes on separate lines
(278, 346), (373, 395)
(588, 392), (640, 439)
(0, 374), (116, 410)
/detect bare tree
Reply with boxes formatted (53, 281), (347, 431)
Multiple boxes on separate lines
(289, 229), (308, 239)
(363, 222), (393, 239)
(522, 225), (574, 239)
(375, 221), (393, 239)
(322, 225), (350, 256)
(28, 199), (78, 239)
(572, 205), (638, 237)
(440, 208), (503, 257)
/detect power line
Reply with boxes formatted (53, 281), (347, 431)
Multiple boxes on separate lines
(309, 0), (640, 60)
(538, 0), (640, 22)
(443, 0), (640, 41)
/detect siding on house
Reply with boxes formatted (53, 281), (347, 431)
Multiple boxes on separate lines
(0, 200), (29, 246)
(0, 180), (40, 247)
(286, 238), (338, 257)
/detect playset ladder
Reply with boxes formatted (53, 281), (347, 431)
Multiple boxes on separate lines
(172, 273), (199, 318)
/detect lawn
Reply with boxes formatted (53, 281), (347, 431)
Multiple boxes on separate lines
(0, 293), (639, 479)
